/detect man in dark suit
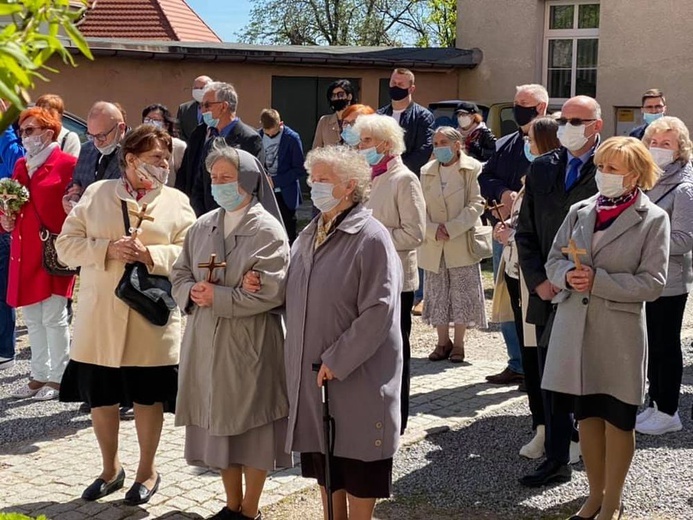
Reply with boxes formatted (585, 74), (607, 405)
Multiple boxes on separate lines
(178, 82), (264, 216)
(62, 101), (126, 213)
(629, 88), (667, 140)
(515, 95), (602, 488)
(176, 75), (212, 143)
(258, 108), (305, 243)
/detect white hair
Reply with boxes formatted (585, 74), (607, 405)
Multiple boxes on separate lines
(304, 145), (371, 203)
(204, 81), (238, 112)
(516, 84), (549, 105)
(352, 114), (406, 156)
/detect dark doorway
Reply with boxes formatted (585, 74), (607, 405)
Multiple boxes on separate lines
(271, 76), (361, 152)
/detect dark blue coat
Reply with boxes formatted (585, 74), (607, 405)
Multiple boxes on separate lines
(259, 125), (306, 211)
(478, 130), (529, 204)
(72, 141), (121, 189)
(377, 102), (434, 176)
(0, 127), (24, 180)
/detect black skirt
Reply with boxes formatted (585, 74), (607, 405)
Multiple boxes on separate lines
(300, 452), (393, 499)
(60, 360), (177, 413)
(554, 392), (638, 431)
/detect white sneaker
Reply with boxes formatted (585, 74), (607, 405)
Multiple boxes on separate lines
(569, 440), (582, 464)
(636, 409), (683, 435)
(520, 425), (545, 459)
(636, 404), (657, 425)
(33, 386), (59, 401)
(0, 356), (14, 370)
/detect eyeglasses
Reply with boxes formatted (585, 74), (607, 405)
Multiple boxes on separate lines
(19, 126), (44, 137)
(556, 118), (597, 127)
(143, 117), (164, 125)
(523, 136), (535, 144)
(200, 101), (223, 111)
(86, 124), (118, 143)
(331, 92), (348, 100)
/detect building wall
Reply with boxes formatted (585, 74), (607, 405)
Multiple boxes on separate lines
(457, 0), (693, 136)
(31, 54), (459, 134)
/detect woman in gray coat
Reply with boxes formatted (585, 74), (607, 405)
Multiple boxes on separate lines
(543, 137), (669, 520)
(284, 145), (403, 520)
(637, 116), (693, 436)
(171, 143), (290, 520)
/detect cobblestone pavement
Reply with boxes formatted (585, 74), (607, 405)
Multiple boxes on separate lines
(0, 328), (521, 519)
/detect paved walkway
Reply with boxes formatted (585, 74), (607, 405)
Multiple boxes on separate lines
(0, 356), (523, 519)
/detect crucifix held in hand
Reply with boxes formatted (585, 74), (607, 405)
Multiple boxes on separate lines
(561, 239), (587, 270)
(129, 203), (154, 238)
(485, 199), (505, 222)
(0, 188), (18, 214)
(199, 253), (226, 283)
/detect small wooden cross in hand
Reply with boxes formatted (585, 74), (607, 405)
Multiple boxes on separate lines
(561, 239), (587, 269)
(198, 253), (227, 283)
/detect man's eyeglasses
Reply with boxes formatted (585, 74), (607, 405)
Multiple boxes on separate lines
(200, 101), (223, 111)
(19, 126), (44, 137)
(86, 124), (117, 143)
(556, 118), (597, 127)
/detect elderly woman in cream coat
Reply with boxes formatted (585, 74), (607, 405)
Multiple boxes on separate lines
(419, 126), (486, 364)
(56, 125), (196, 504)
(171, 143), (290, 520)
(543, 137), (669, 520)
(352, 113), (425, 435)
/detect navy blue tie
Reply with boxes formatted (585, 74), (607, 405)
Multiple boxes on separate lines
(565, 157), (582, 190)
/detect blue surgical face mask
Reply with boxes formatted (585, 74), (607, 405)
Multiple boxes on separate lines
(310, 182), (342, 213)
(202, 111), (219, 128)
(211, 182), (246, 211)
(524, 141), (537, 162)
(360, 146), (385, 166)
(433, 146), (454, 164)
(341, 126), (360, 146)
(643, 112), (663, 125)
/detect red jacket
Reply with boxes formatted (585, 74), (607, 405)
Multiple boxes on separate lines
(7, 148), (77, 308)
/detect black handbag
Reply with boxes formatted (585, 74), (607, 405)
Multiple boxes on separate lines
(114, 201), (176, 326)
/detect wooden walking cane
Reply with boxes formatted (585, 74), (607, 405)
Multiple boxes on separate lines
(313, 363), (335, 520)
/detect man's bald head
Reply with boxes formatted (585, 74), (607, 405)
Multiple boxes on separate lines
(88, 101), (124, 123)
(193, 76), (213, 90)
(87, 101), (126, 148)
(562, 95), (602, 120)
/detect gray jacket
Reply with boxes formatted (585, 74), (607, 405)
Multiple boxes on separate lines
(645, 160), (693, 296)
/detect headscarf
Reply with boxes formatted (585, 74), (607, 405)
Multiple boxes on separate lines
(233, 145), (284, 226)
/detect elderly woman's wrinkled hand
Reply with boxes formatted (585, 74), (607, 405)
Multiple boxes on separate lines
(316, 363), (335, 387)
(494, 221), (513, 246)
(242, 270), (261, 293)
(0, 213), (16, 232)
(566, 265), (594, 293)
(107, 236), (153, 266)
(190, 281), (215, 307)
(435, 224), (450, 242)
(62, 185), (83, 215)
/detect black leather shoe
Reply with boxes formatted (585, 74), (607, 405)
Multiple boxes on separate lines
(208, 508), (238, 520)
(519, 459), (571, 487)
(123, 473), (160, 505)
(81, 468), (125, 501)
(568, 506), (600, 519)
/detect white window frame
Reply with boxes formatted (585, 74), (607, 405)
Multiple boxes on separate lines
(543, 0), (600, 103)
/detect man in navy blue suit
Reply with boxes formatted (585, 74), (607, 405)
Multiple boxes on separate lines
(259, 109), (306, 243)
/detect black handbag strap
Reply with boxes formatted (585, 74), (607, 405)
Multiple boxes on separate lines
(653, 183), (691, 205)
(120, 201), (132, 237)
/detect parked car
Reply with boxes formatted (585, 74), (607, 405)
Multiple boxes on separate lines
(62, 111), (88, 143)
(428, 100), (517, 138)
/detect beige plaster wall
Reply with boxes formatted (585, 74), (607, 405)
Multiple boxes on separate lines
(30, 55), (459, 124)
(456, 0), (544, 103)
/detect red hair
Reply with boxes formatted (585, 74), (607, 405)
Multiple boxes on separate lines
(18, 107), (62, 141)
(342, 104), (375, 120)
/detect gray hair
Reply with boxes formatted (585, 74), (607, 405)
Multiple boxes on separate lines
(643, 116), (693, 163)
(516, 84), (549, 105)
(352, 114), (406, 156)
(434, 126), (463, 144)
(304, 145), (371, 204)
(204, 81), (238, 113)
(205, 138), (239, 172)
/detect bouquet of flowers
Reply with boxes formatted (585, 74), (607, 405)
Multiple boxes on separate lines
(0, 178), (29, 216)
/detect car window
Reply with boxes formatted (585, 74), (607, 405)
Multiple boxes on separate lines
(62, 113), (88, 144)
(499, 107), (518, 137)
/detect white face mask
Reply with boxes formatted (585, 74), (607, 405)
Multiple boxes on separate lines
(649, 147), (676, 169)
(192, 88), (205, 103)
(595, 169), (632, 198)
(458, 115), (473, 129)
(22, 133), (50, 156)
(557, 123), (592, 151)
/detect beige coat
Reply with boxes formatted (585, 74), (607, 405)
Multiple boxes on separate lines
(366, 156), (426, 292)
(311, 113), (341, 149)
(55, 180), (196, 368)
(171, 203), (290, 436)
(417, 155), (484, 273)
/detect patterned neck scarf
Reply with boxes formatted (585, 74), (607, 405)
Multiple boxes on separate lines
(595, 189), (638, 231)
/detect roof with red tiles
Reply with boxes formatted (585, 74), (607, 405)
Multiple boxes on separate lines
(78, 0), (222, 42)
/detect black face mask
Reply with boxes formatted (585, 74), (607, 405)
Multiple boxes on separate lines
(331, 99), (349, 112)
(513, 104), (539, 127)
(389, 86), (410, 101)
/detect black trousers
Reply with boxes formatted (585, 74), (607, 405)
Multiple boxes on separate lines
(536, 325), (577, 465)
(399, 291), (414, 434)
(646, 293), (688, 415)
(276, 194), (297, 244)
(505, 274), (544, 429)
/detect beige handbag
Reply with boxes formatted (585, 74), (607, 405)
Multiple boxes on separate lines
(466, 224), (493, 261)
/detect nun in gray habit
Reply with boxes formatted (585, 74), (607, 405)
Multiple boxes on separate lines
(171, 141), (290, 520)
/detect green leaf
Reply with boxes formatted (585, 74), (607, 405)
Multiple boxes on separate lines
(63, 21), (93, 59)
(0, 5), (23, 16)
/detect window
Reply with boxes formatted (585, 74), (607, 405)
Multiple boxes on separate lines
(543, 1), (599, 101)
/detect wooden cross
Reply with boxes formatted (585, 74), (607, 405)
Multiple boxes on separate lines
(128, 203), (154, 238)
(485, 199), (505, 222)
(198, 253), (226, 282)
(0, 188), (18, 213)
(561, 239), (587, 270)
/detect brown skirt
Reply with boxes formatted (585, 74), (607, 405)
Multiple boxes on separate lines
(300, 452), (393, 499)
